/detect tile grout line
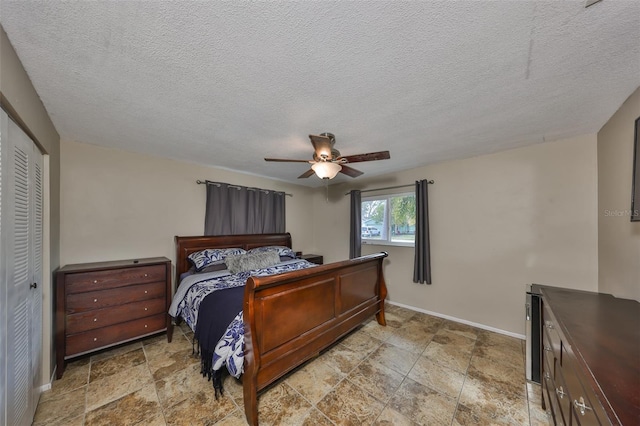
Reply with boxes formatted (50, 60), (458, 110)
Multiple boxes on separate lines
(365, 315), (450, 424)
(147, 327), (182, 426)
(83, 359), (91, 426)
(283, 380), (337, 426)
(360, 319), (420, 424)
(449, 337), (478, 426)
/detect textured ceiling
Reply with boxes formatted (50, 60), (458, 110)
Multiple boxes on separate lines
(1, 1), (639, 187)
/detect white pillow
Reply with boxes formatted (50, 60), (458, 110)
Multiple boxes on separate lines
(247, 245), (296, 259)
(225, 251), (281, 274)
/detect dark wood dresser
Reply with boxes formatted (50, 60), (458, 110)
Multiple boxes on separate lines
(533, 285), (639, 425)
(55, 257), (171, 378)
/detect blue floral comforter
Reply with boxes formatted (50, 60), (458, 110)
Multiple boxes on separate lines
(169, 259), (316, 378)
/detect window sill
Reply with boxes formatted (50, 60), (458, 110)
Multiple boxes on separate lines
(362, 240), (414, 248)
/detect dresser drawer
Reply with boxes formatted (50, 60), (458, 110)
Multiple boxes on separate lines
(65, 265), (166, 294)
(543, 372), (565, 425)
(66, 297), (166, 334)
(542, 383), (555, 425)
(542, 303), (563, 365)
(66, 281), (166, 313)
(66, 313), (166, 356)
(553, 364), (574, 425)
(542, 328), (559, 371)
(561, 347), (606, 425)
(543, 352), (566, 425)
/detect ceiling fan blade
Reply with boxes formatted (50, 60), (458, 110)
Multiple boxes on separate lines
(340, 151), (390, 163)
(339, 165), (364, 178)
(265, 158), (311, 163)
(309, 134), (335, 159)
(297, 169), (315, 179)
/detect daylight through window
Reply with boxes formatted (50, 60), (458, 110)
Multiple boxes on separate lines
(361, 192), (415, 246)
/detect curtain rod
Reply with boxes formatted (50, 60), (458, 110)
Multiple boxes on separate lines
(196, 180), (293, 197)
(343, 180), (434, 196)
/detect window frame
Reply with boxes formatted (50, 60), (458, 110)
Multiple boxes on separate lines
(361, 192), (415, 247)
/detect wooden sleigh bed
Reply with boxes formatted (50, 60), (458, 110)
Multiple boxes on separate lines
(168, 233), (388, 426)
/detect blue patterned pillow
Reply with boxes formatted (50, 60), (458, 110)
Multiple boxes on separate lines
(188, 248), (246, 271)
(248, 245), (296, 259)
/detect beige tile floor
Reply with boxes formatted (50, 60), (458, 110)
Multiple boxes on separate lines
(34, 305), (550, 425)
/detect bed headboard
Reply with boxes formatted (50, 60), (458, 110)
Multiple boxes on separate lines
(174, 233), (293, 285)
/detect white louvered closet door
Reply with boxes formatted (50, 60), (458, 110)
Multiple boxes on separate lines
(31, 135), (43, 412)
(0, 109), (7, 426)
(1, 109), (44, 426)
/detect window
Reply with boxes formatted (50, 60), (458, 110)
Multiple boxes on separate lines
(361, 192), (415, 246)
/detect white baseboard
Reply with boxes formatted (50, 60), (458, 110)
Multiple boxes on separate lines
(386, 300), (526, 340)
(37, 366), (56, 393)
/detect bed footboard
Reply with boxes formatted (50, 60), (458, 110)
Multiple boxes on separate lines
(242, 252), (388, 425)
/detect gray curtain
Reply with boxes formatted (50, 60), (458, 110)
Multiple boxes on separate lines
(204, 183), (286, 235)
(413, 180), (431, 284)
(349, 190), (361, 259)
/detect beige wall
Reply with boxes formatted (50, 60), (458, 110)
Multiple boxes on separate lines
(597, 87), (640, 301)
(1, 26), (61, 385)
(60, 140), (318, 269)
(313, 135), (599, 336)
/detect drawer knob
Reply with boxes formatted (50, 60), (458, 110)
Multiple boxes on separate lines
(94, 299), (98, 303)
(144, 307), (148, 311)
(574, 397), (592, 415)
(93, 337), (97, 341)
(144, 324), (148, 328)
(544, 346), (552, 352)
(556, 386), (566, 399)
(545, 321), (554, 329)
(93, 318), (97, 322)
(144, 290), (148, 294)
(93, 280), (98, 284)
(144, 273), (148, 277)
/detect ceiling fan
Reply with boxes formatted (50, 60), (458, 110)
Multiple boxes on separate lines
(265, 133), (391, 179)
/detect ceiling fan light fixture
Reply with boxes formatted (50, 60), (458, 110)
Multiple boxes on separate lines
(264, 132), (389, 179)
(312, 161), (342, 179)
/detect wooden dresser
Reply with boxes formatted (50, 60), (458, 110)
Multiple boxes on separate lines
(533, 285), (640, 425)
(55, 257), (171, 378)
